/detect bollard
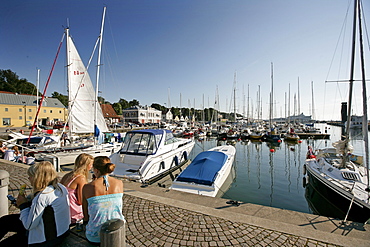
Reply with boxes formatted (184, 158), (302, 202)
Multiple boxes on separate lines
(0, 170), (10, 217)
(100, 218), (126, 247)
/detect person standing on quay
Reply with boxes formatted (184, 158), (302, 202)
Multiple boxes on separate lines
(82, 156), (124, 245)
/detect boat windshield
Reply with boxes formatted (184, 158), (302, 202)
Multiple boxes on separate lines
(120, 132), (159, 155)
(17, 137), (43, 145)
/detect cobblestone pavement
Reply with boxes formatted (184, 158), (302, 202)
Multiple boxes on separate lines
(0, 162), (352, 246)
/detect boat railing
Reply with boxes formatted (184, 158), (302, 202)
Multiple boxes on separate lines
(0, 137), (61, 170)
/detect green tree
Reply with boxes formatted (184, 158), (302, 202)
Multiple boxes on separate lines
(151, 103), (166, 112)
(171, 107), (180, 117)
(118, 98), (129, 109)
(112, 102), (122, 115)
(98, 96), (109, 104)
(129, 99), (140, 107)
(0, 69), (39, 95)
(51, 92), (68, 107)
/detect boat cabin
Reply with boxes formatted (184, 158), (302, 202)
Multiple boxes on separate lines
(119, 129), (176, 156)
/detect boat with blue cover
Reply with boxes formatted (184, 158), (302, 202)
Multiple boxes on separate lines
(170, 145), (236, 197)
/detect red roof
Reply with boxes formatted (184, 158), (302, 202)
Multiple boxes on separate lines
(101, 104), (120, 118)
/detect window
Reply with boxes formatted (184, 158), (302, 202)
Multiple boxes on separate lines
(44, 110), (46, 113)
(50, 110), (53, 113)
(5, 108), (8, 112)
(59, 110), (62, 114)
(29, 116), (32, 120)
(19, 108), (22, 112)
(19, 116), (22, 120)
(3, 118), (10, 125)
(28, 109), (32, 112)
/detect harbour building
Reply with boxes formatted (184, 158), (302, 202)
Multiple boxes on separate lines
(0, 91), (66, 127)
(122, 105), (162, 124)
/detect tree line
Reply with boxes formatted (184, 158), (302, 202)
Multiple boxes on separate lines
(0, 69), (240, 122)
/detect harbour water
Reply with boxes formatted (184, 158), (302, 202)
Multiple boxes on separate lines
(188, 123), (367, 216)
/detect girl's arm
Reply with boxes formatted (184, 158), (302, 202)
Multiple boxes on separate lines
(19, 192), (45, 230)
(82, 184), (90, 222)
(76, 176), (87, 205)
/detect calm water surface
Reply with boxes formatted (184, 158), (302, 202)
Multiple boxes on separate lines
(188, 123), (367, 215)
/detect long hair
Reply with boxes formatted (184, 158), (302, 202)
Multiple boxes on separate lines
(93, 156), (115, 175)
(72, 153), (94, 180)
(28, 161), (59, 194)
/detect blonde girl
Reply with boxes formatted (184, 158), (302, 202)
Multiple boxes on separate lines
(0, 161), (70, 246)
(61, 153), (94, 224)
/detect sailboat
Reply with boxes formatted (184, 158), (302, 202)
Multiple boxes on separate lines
(303, 0), (370, 223)
(262, 63), (281, 143)
(35, 7), (121, 167)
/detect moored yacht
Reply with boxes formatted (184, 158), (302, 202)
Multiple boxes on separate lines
(110, 129), (195, 183)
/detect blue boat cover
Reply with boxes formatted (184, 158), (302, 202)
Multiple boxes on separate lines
(129, 129), (171, 135)
(176, 151), (227, 186)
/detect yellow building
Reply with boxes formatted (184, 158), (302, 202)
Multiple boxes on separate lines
(0, 91), (67, 127)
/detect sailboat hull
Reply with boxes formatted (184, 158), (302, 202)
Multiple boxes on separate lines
(305, 162), (370, 223)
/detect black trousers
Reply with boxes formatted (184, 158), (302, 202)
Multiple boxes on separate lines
(0, 214), (69, 247)
(0, 214), (27, 247)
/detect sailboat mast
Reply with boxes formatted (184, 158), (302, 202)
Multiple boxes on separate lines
(36, 68), (40, 128)
(340, 0), (358, 169)
(357, 0), (369, 188)
(66, 27), (72, 136)
(270, 63), (273, 128)
(288, 83), (290, 123)
(233, 71), (237, 122)
(247, 84), (250, 122)
(311, 81), (315, 121)
(94, 6), (106, 142)
(297, 77), (300, 115)
(345, 0), (357, 137)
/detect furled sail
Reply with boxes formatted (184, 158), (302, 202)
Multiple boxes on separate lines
(66, 32), (108, 134)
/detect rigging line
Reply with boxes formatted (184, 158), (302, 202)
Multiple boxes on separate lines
(27, 32), (65, 144)
(360, 0), (370, 52)
(325, 0), (352, 83)
(106, 11), (120, 64)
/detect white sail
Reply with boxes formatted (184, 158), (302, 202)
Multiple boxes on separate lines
(66, 33), (108, 134)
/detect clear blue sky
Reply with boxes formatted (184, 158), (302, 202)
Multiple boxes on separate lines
(2, 0), (369, 120)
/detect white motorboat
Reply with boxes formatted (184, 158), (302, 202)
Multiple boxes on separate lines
(110, 129), (195, 183)
(170, 145), (236, 197)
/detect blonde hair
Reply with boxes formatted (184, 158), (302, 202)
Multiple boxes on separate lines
(28, 161), (59, 194)
(93, 156), (116, 175)
(73, 153), (94, 180)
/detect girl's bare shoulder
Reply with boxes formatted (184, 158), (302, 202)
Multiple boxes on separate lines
(60, 172), (73, 184)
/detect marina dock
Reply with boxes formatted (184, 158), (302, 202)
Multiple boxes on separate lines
(1, 160), (369, 247)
